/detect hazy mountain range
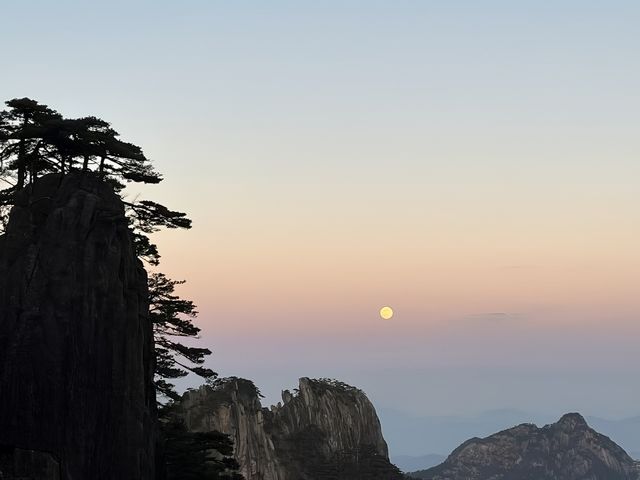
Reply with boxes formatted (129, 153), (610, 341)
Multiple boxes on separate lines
(382, 408), (640, 472)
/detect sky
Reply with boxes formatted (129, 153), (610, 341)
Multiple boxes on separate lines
(2, 0), (639, 445)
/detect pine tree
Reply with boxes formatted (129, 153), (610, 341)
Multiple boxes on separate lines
(150, 272), (215, 401)
(159, 403), (244, 480)
(0, 98), (60, 191)
(0, 98), (162, 194)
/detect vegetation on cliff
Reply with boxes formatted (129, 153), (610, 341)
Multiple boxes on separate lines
(160, 403), (243, 480)
(305, 378), (364, 396)
(0, 97), (211, 399)
(0, 98), (241, 479)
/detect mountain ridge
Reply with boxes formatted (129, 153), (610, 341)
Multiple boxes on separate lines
(407, 413), (640, 480)
(177, 377), (404, 480)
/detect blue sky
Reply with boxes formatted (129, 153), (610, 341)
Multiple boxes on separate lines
(2, 2), (639, 453)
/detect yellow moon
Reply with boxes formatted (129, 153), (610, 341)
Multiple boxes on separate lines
(380, 306), (394, 320)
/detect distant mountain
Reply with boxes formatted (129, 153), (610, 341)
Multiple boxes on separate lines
(407, 413), (640, 480)
(379, 408), (640, 459)
(392, 454), (445, 473)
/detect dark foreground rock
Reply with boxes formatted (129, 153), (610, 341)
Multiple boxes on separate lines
(0, 447), (60, 480)
(0, 173), (157, 479)
(178, 377), (404, 480)
(409, 413), (640, 480)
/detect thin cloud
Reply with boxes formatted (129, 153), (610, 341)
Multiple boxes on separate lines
(467, 312), (524, 322)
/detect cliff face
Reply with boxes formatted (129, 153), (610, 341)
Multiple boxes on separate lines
(179, 377), (403, 480)
(0, 173), (157, 480)
(410, 413), (640, 480)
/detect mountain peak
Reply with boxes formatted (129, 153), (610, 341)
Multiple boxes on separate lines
(180, 377), (404, 479)
(410, 413), (640, 480)
(557, 412), (588, 429)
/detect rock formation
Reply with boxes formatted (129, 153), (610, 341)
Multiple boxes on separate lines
(178, 377), (404, 480)
(409, 413), (640, 480)
(0, 173), (157, 479)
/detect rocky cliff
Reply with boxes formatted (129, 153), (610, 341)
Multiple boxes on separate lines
(0, 173), (157, 479)
(178, 377), (403, 480)
(409, 413), (640, 480)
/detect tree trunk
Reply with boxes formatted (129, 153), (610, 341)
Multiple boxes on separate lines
(16, 116), (29, 189)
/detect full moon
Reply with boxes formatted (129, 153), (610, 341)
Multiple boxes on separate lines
(380, 306), (394, 320)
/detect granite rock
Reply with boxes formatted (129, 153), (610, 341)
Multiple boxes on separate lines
(179, 377), (403, 480)
(0, 173), (157, 479)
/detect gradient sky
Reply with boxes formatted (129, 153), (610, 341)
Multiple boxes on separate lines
(2, 1), (639, 443)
